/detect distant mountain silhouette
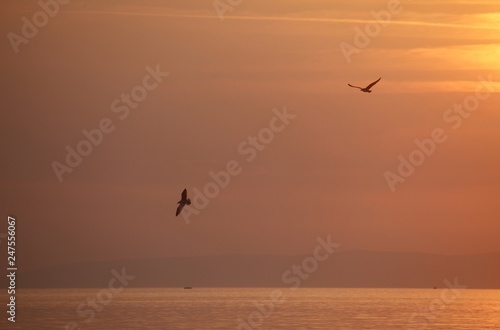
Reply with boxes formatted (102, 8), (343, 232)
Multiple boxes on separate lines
(15, 251), (500, 289)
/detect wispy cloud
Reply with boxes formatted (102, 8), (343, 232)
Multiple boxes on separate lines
(67, 10), (500, 31)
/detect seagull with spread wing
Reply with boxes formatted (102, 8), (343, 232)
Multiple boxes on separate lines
(348, 77), (381, 93)
(176, 189), (191, 216)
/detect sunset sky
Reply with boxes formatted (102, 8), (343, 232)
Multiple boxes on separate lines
(1, 0), (500, 272)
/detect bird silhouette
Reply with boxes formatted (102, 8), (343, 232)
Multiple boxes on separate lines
(176, 189), (191, 216)
(348, 77), (381, 93)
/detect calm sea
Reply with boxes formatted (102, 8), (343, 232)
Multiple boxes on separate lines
(4, 288), (500, 329)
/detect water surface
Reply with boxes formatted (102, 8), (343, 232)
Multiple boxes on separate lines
(4, 288), (500, 329)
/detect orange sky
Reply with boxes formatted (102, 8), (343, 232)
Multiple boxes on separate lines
(1, 0), (500, 271)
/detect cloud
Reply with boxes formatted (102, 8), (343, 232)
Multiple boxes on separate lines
(67, 9), (500, 32)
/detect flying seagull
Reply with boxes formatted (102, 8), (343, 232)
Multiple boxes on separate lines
(348, 77), (381, 93)
(176, 189), (191, 216)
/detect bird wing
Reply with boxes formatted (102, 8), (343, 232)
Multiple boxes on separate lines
(176, 203), (184, 216)
(181, 188), (188, 200)
(348, 84), (362, 89)
(365, 77), (381, 89)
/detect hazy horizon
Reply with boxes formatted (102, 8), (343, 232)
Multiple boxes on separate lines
(18, 247), (500, 273)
